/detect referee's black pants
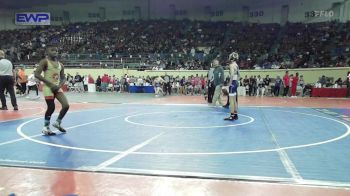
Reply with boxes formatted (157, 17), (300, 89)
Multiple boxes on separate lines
(0, 75), (18, 108)
(208, 82), (215, 103)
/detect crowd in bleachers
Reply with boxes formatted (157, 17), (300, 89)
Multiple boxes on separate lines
(66, 72), (209, 96)
(0, 20), (350, 69)
(6, 65), (349, 98)
(62, 70), (349, 98)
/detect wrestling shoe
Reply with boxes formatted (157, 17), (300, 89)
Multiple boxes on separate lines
(52, 122), (67, 133)
(42, 126), (56, 136)
(224, 114), (238, 121)
(222, 104), (229, 108)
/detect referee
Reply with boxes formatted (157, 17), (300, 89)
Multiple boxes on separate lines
(207, 63), (215, 103)
(0, 50), (18, 110)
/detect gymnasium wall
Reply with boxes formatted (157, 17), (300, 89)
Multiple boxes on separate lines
(246, 0), (349, 24)
(25, 67), (350, 85)
(1, 0), (350, 30)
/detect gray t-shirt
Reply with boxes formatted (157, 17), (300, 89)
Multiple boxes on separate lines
(0, 59), (13, 76)
(213, 66), (225, 87)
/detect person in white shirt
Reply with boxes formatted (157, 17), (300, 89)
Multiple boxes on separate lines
(83, 75), (89, 92)
(137, 77), (144, 86)
(0, 50), (18, 110)
(154, 76), (165, 97)
(256, 75), (265, 97)
(26, 72), (39, 98)
(224, 52), (240, 121)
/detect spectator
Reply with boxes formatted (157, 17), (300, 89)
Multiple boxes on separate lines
(95, 75), (101, 92)
(263, 75), (271, 96)
(163, 73), (171, 95)
(74, 72), (83, 92)
(256, 75), (265, 97)
(154, 76), (165, 97)
(18, 67), (28, 95)
(334, 78), (343, 88)
(291, 72), (299, 97)
(299, 75), (305, 96)
(319, 75), (327, 87)
(83, 75), (88, 91)
(179, 76), (186, 95)
(101, 74), (109, 92)
(274, 76), (282, 96)
(88, 74), (94, 84)
(26, 71), (39, 98)
(283, 71), (290, 97)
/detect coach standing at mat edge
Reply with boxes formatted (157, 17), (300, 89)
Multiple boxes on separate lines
(0, 50), (18, 111)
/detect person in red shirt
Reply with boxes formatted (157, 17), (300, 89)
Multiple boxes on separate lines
(88, 74), (94, 84)
(200, 76), (206, 96)
(101, 74), (109, 92)
(283, 71), (290, 97)
(291, 72), (299, 97)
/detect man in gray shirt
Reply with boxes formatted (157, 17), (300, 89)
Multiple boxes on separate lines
(211, 59), (225, 106)
(0, 50), (18, 110)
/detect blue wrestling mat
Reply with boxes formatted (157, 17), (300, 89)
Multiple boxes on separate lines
(0, 104), (349, 187)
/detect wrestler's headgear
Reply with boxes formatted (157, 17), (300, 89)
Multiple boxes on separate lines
(229, 52), (239, 61)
